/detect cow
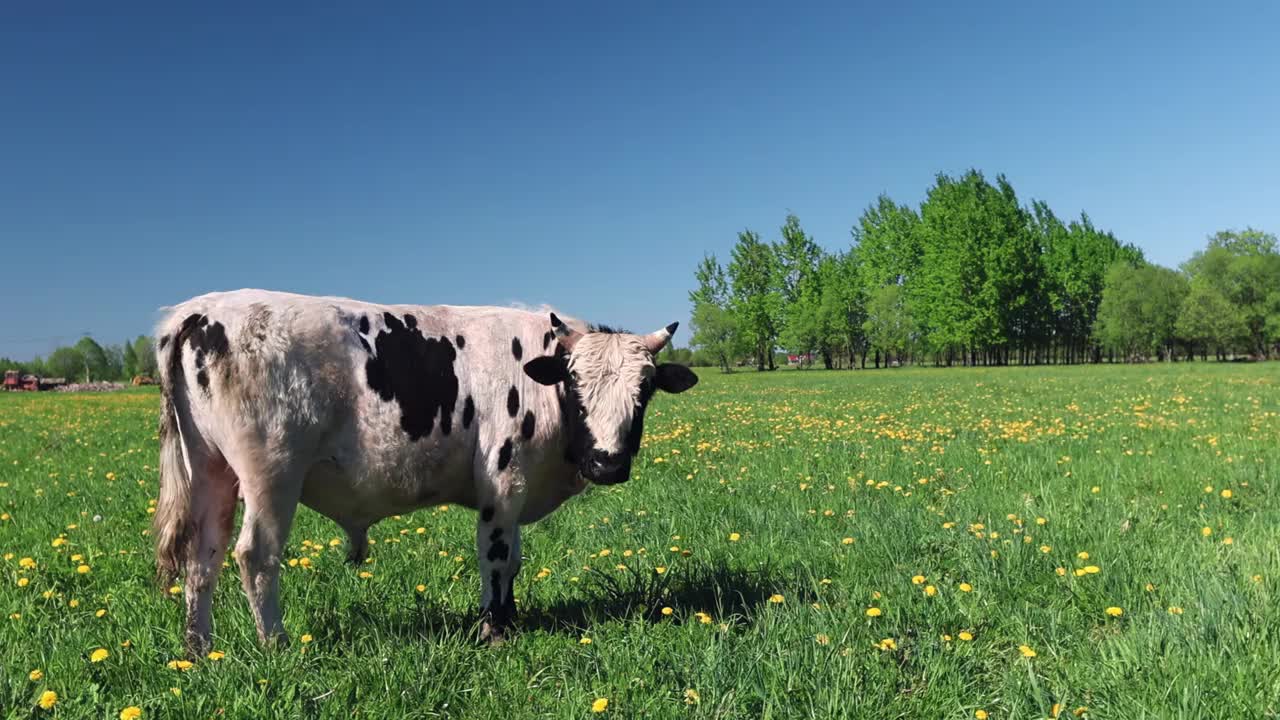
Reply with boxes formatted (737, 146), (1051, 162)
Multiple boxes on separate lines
(152, 289), (698, 655)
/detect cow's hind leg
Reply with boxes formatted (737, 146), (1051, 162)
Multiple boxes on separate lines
(234, 468), (303, 647)
(183, 456), (239, 657)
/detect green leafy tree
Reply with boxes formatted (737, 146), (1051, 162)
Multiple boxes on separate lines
(45, 346), (84, 379)
(863, 284), (917, 366)
(690, 302), (741, 372)
(1183, 230), (1280, 358)
(1095, 262), (1188, 361)
(134, 336), (158, 377)
(1176, 283), (1245, 359)
(728, 229), (783, 370)
(122, 341), (139, 379)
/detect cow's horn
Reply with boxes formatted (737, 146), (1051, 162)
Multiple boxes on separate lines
(550, 313), (581, 351)
(643, 322), (678, 354)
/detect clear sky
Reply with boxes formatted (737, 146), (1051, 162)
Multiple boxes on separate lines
(3, 2), (1277, 359)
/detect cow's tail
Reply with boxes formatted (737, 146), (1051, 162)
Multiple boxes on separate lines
(154, 317), (194, 587)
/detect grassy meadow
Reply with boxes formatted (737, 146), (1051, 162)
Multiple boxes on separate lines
(1, 364), (1278, 719)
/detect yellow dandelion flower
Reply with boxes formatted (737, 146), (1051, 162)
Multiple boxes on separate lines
(661, 606), (673, 616)
(958, 631), (974, 641)
(579, 637), (592, 645)
(300, 634), (313, 643)
(924, 585), (937, 597)
(1040, 545), (1052, 553)
(90, 648), (109, 662)
(655, 566), (667, 575)
(959, 583), (973, 592)
(416, 584), (426, 592)
(591, 698), (609, 713)
(120, 706), (142, 720)
(768, 594), (784, 604)
(17, 577), (29, 587)
(865, 607), (882, 617)
(1201, 526), (1212, 537)
(39, 691), (58, 709)
(1084, 565), (1100, 574)
(1019, 645), (1037, 658)
(1168, 606), (1183, 615)
(911, 575), (925, 585)
(166, 659), (194, 671)
(728, 533), (740, 542)
(842, 537), (854, 545)
(684, 688), (700, 705)
(1105, 606), (1123, 617)
(975, 711), (988, 720)
(1221, 489), (1232, 499)
(815, 634), (829, 645)
(29, 668), (43, 681)
(207, 650), (225, 660)
(694, 612), (712, 624)
(95, 609), (107, 618)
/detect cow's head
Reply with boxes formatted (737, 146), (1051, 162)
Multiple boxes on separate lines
(522, 313), (698, 485)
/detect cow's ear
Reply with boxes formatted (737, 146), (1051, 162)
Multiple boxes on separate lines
(654, 364), (698, 393)
(523, 355), (569, 385)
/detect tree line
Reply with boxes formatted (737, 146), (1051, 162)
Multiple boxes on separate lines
(2, 336), (158, 383)
(688, 169), (1280, 370)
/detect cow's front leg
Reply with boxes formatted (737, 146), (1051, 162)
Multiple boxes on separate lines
(477, 509), (522, 644)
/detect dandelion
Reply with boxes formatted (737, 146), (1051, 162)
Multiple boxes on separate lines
(1083, 565), (1100, 574)
(958, 631), (974, 641)
(959, 583), (973, 592)
(661, 606), (673, 616)
(911, 575), (925, 585)
(166, 660), (194, 671)
(1019, 645), (1037, 658)
(29, 669), (43, 681)
(684, 688), (700, 705)
(1220, 489), (1232, 499)
(1201, 526), (1212, 537)
(90, 648), (109, 663)
(1056, 567), (1067, 576)
(120, 707), (142, 720)
(416, 584), (426, 592)
(39, 691), (58, 709)
(17, 577), (29, 587)
(207, 650), (225, 660)
(1040, 545), (1052, 553)
(359, 571), (373, 578)
(301, 634), (313, 643)
(876, 638), (896, 651)
(579, 637), (592, 645)
(975, 711), (988, 720)
(655, 566), (667, 575)
(842, 537), (854, 545)
(1168, 606), (1184, 615)
(865, 607), (882, 617)
(728, 533), (740, 542)
(694, 612), (712, 624)
(168, 585), (181, 595)
(1105, 606), (1123, 617)
(768, 594), (784, 604)
(815, 634), (830, 645)
(591, 698), (609, 713)
(96, 609), (107, 618)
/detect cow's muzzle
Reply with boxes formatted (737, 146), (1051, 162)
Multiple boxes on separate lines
(584, 450), (632, 485)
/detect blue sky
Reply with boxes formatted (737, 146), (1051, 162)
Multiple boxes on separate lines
(3, 2), (1277, 359)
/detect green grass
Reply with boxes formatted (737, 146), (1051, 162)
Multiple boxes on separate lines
(2, 363), (1278, 719)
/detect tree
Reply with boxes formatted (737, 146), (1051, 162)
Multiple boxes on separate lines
(690, 302), (740, 372)
(689, 255), (730, 309)
(728, 229), (783, 371)
(73, 337), (110, 382)
(775, 215), (824, 363)
(1095, 262), (1188, 361)
(1182, 230), (1280, 358)
(134, 336), (158, 377)
(122, 341), (139, 379)
(45, 347), (84, 379)
(1176, 282), (1245, 359)
(863, 284), (917, 365)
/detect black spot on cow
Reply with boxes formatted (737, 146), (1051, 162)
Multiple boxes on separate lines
(489, 527), (503, 542)
(521, 410), (536, 440)
(542, 330), (554, 350)
(487, 534), (510, 563)
(359, 315), (370, 335)
(159, 335), (170, 350)
(177, 313), (230, 397)
(497, 438), (514, 471)
(462, 395), (476, 429)
(481, 506), (494, 523)
(403, 313), (418, 329)
(456, 335), (466, 349)
(357, 335), (372, 354)
(365, 313), (458, 441)
(511, 337), (523, 360)
(507, 386), (519, 417)
(489, 570), (503, 611)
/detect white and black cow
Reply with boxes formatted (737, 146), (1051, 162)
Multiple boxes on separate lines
(152, 289), (697, 654)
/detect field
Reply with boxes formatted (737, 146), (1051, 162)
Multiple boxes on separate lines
(2, 364), (1278, 719)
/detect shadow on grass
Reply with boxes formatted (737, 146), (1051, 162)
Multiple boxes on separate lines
(329, 562), (824, 645)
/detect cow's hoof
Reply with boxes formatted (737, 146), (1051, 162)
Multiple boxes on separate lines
(479, 621), (508, 646)
(184, 632), (211, 660)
